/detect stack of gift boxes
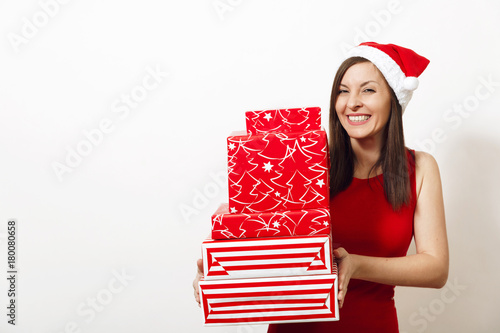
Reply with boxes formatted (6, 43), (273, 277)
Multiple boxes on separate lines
(198, 107), (339, 326)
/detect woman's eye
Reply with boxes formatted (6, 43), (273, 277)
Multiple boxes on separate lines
(338, 89), (348, 94)
(363, 88), (375, 93)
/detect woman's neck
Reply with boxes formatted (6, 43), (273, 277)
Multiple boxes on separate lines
(351, 137), (383, 179)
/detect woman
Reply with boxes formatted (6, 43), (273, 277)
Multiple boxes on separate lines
(269, 43), (449, 332)
(194, 42), (449, 332)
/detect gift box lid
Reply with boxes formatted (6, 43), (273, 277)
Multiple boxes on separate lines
(246, 107), (321, 135)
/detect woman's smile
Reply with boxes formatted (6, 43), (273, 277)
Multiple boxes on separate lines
(347, 114), (371, 124)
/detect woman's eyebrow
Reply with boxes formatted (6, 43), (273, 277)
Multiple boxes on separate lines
(340, 80), (378, 88)
(360, 80), (378, 87)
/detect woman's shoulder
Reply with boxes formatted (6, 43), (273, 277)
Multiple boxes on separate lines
(413, 150), (439, 170)
(412, 150), (441, 198)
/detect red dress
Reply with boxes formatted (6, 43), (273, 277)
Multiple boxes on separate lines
(268, 151), (416, 333)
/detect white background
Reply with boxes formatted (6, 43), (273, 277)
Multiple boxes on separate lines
(1, 1), (499, 332)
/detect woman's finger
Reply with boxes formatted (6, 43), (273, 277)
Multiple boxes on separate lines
(193, 258), (204, 307)
(333, 247), (350, 309)
(333, 247), (347, 260)
(197, 258), (204, 276)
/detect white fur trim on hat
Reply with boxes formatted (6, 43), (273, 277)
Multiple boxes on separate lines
(346, 45), (415, 111)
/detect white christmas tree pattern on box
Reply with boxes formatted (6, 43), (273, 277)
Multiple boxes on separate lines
(245, 106), (321, 135)
(211, 203), (330, 239)
(227, 128), (329, 214)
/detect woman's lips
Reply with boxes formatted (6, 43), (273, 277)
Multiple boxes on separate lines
(347, 114), (371, 125)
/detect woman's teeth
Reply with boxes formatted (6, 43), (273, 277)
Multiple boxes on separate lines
(348, 115), (370, 122)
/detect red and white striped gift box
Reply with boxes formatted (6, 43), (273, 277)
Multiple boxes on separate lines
(199, 271), (339, 325)
(202, 235), (332, 280)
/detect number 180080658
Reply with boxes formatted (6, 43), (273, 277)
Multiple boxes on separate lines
(7, 220), (16, 269)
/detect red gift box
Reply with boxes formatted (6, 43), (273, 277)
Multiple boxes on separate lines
(227, 129), (329, 214)
(202, 235), (332, 280)
(211, 203), (330, 240)
(199, 269), (339, 326)
(245, 107), (321, 135)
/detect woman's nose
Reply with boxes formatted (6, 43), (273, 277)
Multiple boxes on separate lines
(347, 93), (362, 110)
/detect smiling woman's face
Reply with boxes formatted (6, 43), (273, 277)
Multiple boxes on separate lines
(335, 61), (392, 143)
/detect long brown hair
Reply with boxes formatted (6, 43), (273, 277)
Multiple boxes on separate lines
(329, 56), (414, 210)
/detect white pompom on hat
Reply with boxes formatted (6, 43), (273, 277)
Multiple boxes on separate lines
(345, 42), (430, 112)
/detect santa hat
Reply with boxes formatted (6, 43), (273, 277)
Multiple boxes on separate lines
(345, 42), (430, 112)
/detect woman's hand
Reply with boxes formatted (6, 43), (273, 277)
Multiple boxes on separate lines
(333, 247), (358, 309)
(193, 258), (204, 307)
